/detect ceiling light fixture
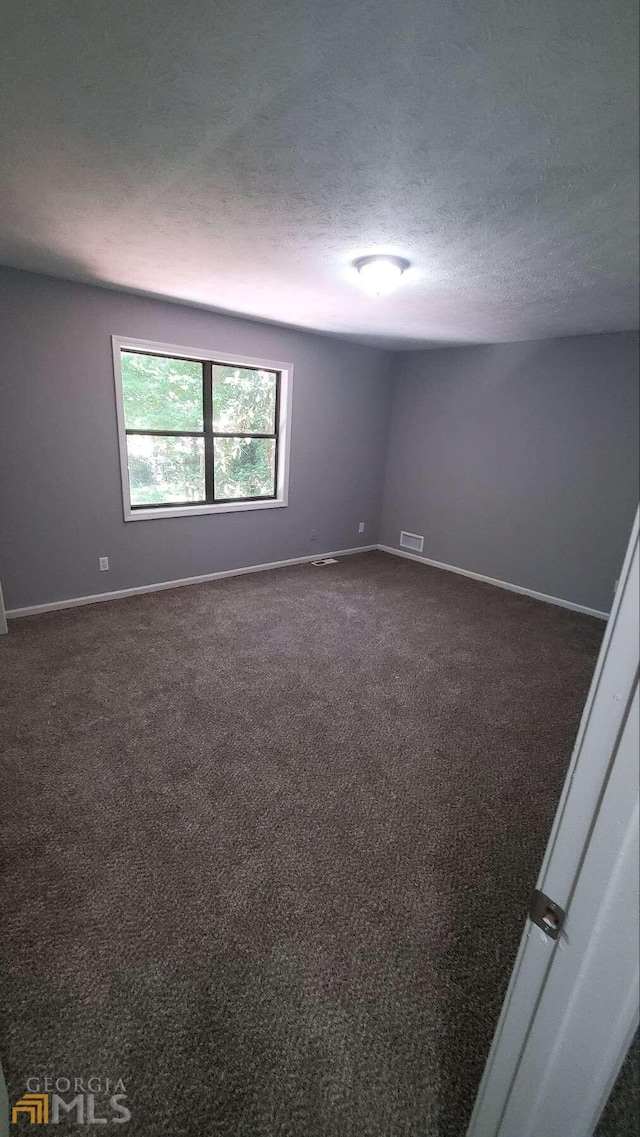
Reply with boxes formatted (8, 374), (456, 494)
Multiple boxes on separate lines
(354, 254), (410, 296)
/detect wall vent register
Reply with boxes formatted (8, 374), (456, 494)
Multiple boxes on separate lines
(399, 531), (424, 553)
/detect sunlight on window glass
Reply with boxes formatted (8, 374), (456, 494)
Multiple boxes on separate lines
(213, 437), (276, 499)
(122, 352), (203, 432)
(212, 366), (276, 434)
(127, 435), (205, 505)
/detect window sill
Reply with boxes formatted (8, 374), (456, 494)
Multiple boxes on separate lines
(125, 499), (287, 522)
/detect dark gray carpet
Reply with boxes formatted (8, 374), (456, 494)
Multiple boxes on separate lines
(595, 1032), (640, 1137)
(0, 551), (603, 1135)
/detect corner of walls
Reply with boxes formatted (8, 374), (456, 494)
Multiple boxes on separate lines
(369, 348), (404, 545)
(378, 348), (412, 547)
(376, 334), (639, 615)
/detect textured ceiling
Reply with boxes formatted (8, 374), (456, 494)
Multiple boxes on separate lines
(0, 0), (638, 348)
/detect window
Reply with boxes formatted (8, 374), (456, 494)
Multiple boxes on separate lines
(112, 337), (292, 521)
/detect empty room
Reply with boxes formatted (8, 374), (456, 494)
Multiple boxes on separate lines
(1, 1), (638, 1135)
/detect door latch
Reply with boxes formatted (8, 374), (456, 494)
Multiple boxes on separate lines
(529, 889), (565, 940)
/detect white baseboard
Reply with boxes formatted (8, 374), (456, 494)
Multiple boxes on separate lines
(5, 543), (610, 622)
(377, 544), (609, 620)
(5, 545), (378, 619)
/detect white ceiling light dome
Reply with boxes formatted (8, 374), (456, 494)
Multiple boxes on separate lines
(354, 255), (410, 296)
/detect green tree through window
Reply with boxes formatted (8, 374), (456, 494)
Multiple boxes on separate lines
(121, 352), (279, 507)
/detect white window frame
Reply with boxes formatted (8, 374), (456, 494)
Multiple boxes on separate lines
(111, 335), (293, 522)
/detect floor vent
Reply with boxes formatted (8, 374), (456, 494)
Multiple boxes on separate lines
(311, 558), (339, 566)
(399, 531), (424, 553)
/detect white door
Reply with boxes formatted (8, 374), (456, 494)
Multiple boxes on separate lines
(467, 509), (639, 1136)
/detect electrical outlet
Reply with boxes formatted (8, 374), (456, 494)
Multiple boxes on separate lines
(614, 578), (619, 593)
(310, 529), (317, 541)
(358, 522), (366, 534)
(99, 557), (109, 572)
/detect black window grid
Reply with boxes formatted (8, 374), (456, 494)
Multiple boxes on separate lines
(122, 351), (281, 508)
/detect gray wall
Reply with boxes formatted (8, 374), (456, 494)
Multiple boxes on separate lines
(1, 269), (637, 616)
(380, 335), (639, 614)
(0, 267), (393, 609)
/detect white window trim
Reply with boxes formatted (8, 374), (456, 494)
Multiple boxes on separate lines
(111, 335), (293, 522)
